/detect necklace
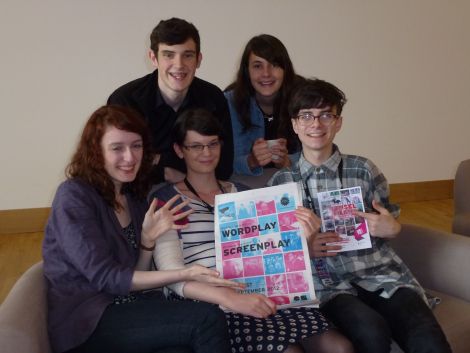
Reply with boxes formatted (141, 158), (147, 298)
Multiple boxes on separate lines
(256, 100), (274, 122)
(183, 177), (225, 213)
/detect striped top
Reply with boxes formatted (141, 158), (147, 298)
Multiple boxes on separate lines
(152, 183), (238, 296)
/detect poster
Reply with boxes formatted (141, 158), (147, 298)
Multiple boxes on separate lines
(214, 183), (318, 309)
(317, 186), (372, 252)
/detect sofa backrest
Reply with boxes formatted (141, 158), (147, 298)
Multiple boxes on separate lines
(454, 159), (470, 214)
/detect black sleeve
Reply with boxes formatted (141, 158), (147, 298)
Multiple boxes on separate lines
(214, 92), (234, 180)
(106, 82), (146, 118)
(107, 87), (130, 106)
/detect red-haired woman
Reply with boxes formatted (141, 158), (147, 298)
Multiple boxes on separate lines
(42, 105), (238, 353)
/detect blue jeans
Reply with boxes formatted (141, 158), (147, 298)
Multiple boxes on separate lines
(321, 287), (451, 353)
(67, 291), (230, 353)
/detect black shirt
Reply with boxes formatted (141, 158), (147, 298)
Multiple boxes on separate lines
(108, 70), (234, 181)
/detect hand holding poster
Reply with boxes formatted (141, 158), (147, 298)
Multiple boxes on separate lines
(214, 183), (318, 309)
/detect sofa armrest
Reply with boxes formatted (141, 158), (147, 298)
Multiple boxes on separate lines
(0, 261), (51, 353)
(452, 212), (470, 236)
(390, 224), (470, 302)
(454, 159), (470, 214)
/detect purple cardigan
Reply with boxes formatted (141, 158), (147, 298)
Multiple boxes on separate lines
(42, 179), (148, 353)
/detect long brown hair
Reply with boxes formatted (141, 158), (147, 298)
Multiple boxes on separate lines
(66, 105), (153, 209)
(226, 34), (299, 139)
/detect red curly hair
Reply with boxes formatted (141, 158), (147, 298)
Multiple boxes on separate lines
(66, 105), (154, 210)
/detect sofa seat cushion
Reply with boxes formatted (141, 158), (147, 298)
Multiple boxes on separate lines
(430, 289), (470, 353)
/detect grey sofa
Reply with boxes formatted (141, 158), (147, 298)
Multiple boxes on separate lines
(0, 262), (50, 353)
(390, 224), (470, 353)
(453, 159), (470, 236)
(1, 224), (470, 353)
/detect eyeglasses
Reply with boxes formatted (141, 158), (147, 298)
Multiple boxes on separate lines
(182, 140), (222, 152)
(296, 112), (339, 126)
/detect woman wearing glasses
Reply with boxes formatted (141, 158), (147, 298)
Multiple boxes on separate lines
(225, 34), (303, 178)
(152, 108), (353, 353)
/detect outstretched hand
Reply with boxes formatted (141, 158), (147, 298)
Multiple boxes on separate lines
(224, 291), (277, 318)
(295, 206), (342, 257)
(182, 264), (245, 289)
(141, 195), (193, 247)
(353, 199), (401, 238)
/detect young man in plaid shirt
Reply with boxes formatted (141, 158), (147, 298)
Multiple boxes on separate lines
(268, 78), (450, 353)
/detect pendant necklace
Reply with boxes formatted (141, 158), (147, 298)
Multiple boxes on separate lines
(256, 100), (274, 122)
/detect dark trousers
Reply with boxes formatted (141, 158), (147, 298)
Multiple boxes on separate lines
(67, 292), (231, 353)
(321, 287), (451, 353)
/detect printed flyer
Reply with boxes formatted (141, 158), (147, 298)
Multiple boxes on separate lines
(317, 186), (372, 252)
(214, 183), (318, 309)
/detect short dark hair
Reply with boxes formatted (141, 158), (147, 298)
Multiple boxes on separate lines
(172, 108), (223, 146)
(288, 78), (347, 118)
(150, 17), (200, 53)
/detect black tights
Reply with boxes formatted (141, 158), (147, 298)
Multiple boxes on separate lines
(321, 288), (451, 353)
(285, 329), (354, 353)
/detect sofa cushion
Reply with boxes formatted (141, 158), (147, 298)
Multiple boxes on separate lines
(431, 290), (470, 353)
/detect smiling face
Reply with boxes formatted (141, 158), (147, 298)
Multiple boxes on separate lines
(101, 126), (143, 191)
(150, 38), (202, 102)
(174, 130), (221, 176)
(292, 106), (342, 165)
(248, 53), (284, 101)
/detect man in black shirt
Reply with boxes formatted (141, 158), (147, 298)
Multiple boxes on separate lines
(108, 18), (233, 182)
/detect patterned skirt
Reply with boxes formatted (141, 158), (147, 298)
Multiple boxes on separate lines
(226, 307), (330, 353)
(167, 291), (330, 353)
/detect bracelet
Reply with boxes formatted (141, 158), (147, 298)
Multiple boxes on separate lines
(139, 242), (156, 251)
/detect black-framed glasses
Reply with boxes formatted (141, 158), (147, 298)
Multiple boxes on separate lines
(182, 140), (222, 152)
(296, 112), (339, 126)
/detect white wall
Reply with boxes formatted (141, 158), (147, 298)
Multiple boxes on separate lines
(1, 0), (469, 210)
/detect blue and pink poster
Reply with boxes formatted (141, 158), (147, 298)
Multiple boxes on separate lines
(214, 183), (318, 309)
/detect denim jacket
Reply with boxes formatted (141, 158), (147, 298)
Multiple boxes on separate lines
(225, 90), (300, 177)
(225, 90), (265, 176)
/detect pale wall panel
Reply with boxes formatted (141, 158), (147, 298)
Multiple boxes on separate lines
(1, 0), (469, 209)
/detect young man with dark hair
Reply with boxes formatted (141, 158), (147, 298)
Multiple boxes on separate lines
(269, 78), (451, 353)
(108, 17), (233, 183)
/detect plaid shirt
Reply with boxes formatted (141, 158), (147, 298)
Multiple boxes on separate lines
(268, 145), (426, 304)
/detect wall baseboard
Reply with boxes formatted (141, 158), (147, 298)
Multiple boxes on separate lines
(0, 207), (51, 235)
(389, 179), (453, 203)
(0, 179), (454, 235)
